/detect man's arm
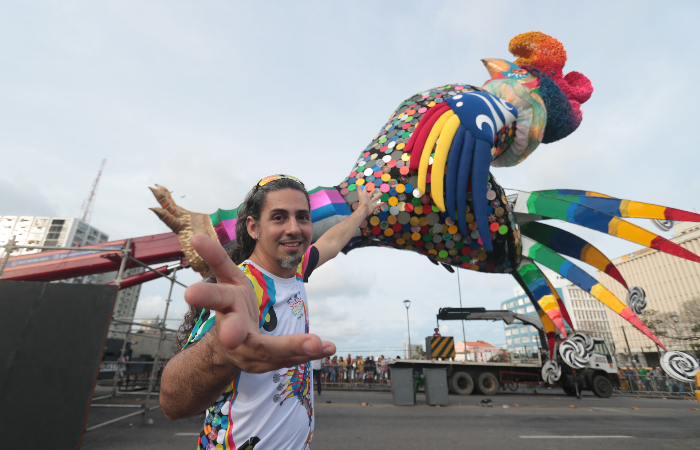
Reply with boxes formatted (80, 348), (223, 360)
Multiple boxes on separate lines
(314, 185), (384, 268)
(160, 330), (240, 420)
(160, 234), (335, 420)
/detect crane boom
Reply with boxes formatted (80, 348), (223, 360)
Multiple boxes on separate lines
(437, 307), (549, 354)
(81, 159), (106, 224)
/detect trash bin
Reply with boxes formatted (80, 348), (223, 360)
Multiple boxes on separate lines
(423, 368), (449, 406)
(391, 368), (415, 406)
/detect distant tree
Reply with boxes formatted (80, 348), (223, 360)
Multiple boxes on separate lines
(681, 298), (700, 336)
(640, 309), (670, 338)
(681, 299), (700, 355)
(640, 299), (700, 356)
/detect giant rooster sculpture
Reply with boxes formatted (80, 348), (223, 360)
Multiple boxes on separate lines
(150, 32), (700, 382)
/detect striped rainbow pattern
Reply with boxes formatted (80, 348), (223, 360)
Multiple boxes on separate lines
(512, 271), (558, 358)
(209, 187), (352, 244)
(543, 275), (574, 330)
(295, 246), (314, 282)
(224, 374), (241, 449)
(534, 189), (700, 222)
(515, 192), (700, 265)
(520, 236), (665, 348)
(184, 310), (215, 348)
(519, 221), (627, 289)
(241, 263), (277, 328)
(516, 259), (568, 337)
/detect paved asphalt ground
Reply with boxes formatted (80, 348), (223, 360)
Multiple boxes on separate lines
(83, 387), (700, 449)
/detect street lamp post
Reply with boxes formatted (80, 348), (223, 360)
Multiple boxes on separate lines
(670, 314), (689, 352)
(404, 299), (412, 359)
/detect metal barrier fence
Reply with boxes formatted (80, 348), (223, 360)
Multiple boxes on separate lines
(617, 374), (696, 398)
(314, 364), (392, 389)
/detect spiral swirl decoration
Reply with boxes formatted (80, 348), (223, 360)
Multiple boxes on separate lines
(541, 360), (562, 384)
(651, 219), (674, 232)
(626, 286), (647, 315)
(661, 351), (700, 383)
(559, 338), (590, 369)
(570, 332), (594, 354)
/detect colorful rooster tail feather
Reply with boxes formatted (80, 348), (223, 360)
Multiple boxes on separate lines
(520, 236), (666, 349)
(514, 191), (700, 265)
(542, 273), (575, 330)
(516, 258), (568, 338)
(534, 189), (700, 223)
(519, 221), (628, 289)
(512, 272), (559, 359)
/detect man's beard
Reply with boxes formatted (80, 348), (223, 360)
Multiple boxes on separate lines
(276, 235), (304, 269)
(277, 253), (303, 269)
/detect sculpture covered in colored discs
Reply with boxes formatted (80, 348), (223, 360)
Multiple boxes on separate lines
(150, 31), (700, 373)
(339, 83), (520, 274)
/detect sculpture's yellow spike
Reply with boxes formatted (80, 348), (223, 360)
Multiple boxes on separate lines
(417, 110), (454, 194)
(430, 114), (461, 211)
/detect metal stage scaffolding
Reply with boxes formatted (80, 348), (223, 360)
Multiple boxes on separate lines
(0, 238), (187, 432)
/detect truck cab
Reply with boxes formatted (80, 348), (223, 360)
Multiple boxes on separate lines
(560, 339), (619, 398)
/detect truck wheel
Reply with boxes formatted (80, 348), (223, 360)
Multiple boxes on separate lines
(451, 372), (474, 395)
(447, 376), (456, 394)
(477, 372), (499, 396)
(592, 375), (613, 398)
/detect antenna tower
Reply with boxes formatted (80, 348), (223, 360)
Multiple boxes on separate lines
(81, 159), (106, 224)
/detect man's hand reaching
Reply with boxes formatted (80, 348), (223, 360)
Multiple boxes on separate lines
(356, 184), (385, 218)
(160, 233), (335, 420)
(185, 234), (336, 373)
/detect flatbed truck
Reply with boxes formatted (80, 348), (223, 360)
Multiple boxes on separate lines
(385, 307), (620, 398)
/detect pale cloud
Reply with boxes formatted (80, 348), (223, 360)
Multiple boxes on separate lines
(134, 294), (168, 320)
(306, 263), (377, 301)
(0, 178), (58, 218)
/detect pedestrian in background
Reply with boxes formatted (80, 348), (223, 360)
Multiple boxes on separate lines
(637, 364), (649, 391)
(329, 356), (337, 386)
(365, 357), (375, 387)
(337, 356), (345, 386)
(356, 356), (364, 385)
(624, 367), (638, 391)
(655, 366), (668, 392)
(346, 355), (354, 387)
(618, 367), (629, 391)
(322, 356), (331, 387)
(669, 374), (678, 393)
(648, 366), (659, 391)
(312, 358), (322, 395)
(379, 356), (387, 384)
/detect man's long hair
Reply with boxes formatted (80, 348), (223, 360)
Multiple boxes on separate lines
(174, 178), (310, 351)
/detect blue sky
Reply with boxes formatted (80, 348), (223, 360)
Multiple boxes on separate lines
(2, 1), (699, 355)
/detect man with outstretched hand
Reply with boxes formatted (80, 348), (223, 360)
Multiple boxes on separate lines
(160, 175), (383, 450)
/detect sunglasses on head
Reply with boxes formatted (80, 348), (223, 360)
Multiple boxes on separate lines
(256, 174), (304, 188)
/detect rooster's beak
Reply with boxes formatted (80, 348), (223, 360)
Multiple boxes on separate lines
(481, 58), (510, 80)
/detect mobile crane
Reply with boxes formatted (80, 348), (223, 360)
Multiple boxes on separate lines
(385, 307), (619, 398)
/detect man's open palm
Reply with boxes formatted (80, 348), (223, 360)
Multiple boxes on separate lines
(184, 234), (335, 373)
